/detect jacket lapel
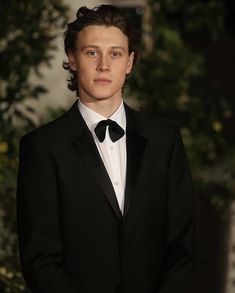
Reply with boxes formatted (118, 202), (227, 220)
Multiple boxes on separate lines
(123, 104), (148, 218)
(67, 101), (122, 221)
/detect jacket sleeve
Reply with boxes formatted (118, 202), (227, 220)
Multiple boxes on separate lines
(16, 134), (78, 293)
(158, 128), (196, 293)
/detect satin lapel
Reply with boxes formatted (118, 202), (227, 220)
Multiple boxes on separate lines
(123, 104), (148, 218)
(67, 101), (122, 221)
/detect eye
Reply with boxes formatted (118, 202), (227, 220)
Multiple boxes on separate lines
(111, 51), (122, 58)
(86, 50), (98, 57)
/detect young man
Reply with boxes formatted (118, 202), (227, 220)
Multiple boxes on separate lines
(17, 5), (195, 293)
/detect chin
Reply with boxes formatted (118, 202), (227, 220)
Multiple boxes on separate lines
(94, 96), (116, 101)
(90, 92), (120, 101)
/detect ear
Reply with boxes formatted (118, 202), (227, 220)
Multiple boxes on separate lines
(126, 51), (135, 75)
(68, 50), (77, 71)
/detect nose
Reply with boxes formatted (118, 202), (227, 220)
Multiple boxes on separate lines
(96, 54), (110, 72)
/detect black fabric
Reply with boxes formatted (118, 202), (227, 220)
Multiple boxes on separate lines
(16, 100), (196, 293)
(94, 119), (125, 142)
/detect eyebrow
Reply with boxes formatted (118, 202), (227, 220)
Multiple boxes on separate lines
(81, 45), (126, 51)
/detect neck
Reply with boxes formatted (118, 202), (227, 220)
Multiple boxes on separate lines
(79, 97), (122, 118)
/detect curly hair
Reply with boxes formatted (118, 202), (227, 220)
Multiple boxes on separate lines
(63, 4), (139, 96)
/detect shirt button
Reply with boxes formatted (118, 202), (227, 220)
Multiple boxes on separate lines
(114, 182), (119, 186)
(110, 146), (114, 150)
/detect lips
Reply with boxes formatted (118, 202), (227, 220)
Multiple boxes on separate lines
(94, 78), (111, 84)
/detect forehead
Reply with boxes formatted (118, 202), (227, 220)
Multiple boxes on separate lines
(76, 25), (129, 48)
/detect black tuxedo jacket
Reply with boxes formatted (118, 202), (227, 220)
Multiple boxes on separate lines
(17, 100), (195, 293)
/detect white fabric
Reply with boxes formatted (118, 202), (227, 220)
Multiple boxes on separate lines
(78, 99), (127, 214)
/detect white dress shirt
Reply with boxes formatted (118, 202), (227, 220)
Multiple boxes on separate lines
(78, 99), (127, 214)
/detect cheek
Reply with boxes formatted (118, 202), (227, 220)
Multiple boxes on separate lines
(118, 60), (131, 76)
(78, 75), (92, 92)
(76, 58), (96, 75)
(115, 66), (129, 83)
(77, 64), (93, 82)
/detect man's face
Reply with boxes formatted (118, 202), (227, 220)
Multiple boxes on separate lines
(68, 25), (134, 104)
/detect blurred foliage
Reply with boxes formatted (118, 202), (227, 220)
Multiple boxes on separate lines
(0, 0), (69, 291)
(128, 0), (235, 216)
(0, 0), (234, 291)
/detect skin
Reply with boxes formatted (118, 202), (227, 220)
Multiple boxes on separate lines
(68, 25), (134, 117)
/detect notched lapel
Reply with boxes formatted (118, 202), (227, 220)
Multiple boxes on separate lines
(72, 126), (122, 221)
(67, 101), (122, 221)
(124, 105), (148, 218)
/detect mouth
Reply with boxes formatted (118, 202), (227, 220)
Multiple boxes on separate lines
(94, 78), (112, 84)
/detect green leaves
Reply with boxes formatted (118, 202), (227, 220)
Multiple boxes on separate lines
(129, 0), (234, 213)
(0, 0), (69, 131)
(0, 0), (69, 291)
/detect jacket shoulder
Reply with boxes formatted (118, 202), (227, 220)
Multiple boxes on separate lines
(127, 105), (180, 139)
(20, 106), (71, 147)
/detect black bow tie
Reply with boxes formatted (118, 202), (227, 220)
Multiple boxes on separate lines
(94, 119), (125, 142)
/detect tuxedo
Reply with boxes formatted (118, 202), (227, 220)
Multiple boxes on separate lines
(17, 100), (196, 293)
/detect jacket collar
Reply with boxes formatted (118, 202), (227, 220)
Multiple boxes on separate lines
(66, 100), (148, 220)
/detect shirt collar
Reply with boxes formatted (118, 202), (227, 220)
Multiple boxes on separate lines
(77, 99), (126, 134)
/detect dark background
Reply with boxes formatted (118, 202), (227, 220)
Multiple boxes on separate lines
(0, 0), (234, 292)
